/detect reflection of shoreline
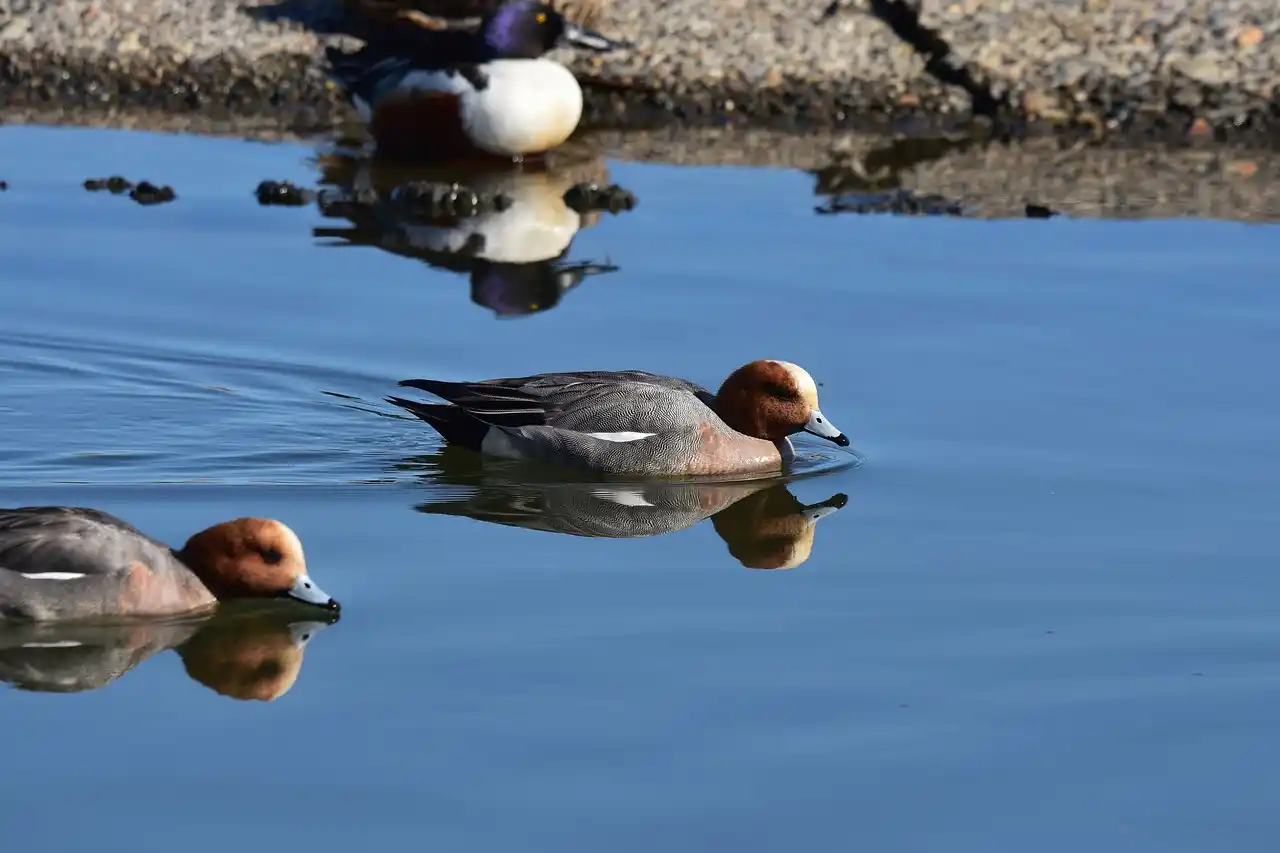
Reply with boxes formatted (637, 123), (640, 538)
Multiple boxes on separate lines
(404, 451), (848, 570)
(312, 152), (628, 318)
(0, 605), (338, 701)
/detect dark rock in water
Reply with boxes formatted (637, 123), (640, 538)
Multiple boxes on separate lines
(255, 180), (316, 207)
(84, 176), (134, 194)
(386, 181), (508, 220)
(129, 181), (177, 205)
(0, 181), (7, 191)
(316, 187), (379, 220)
(563, 183), (638, 214)
(815, 188), (965, 216)
(1024, 203), (1059, 219)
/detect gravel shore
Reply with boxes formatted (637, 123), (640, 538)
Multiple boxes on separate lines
(0, 0), (1277, 144)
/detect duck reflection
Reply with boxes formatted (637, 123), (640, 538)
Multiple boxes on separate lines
(312, 150), (626, 317)
(0, 605), (337, 700)
(407, 451), (847, 569)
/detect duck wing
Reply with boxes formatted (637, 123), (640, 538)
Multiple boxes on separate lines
(395, 370), (717, 434)
(0, 507), (165, 581)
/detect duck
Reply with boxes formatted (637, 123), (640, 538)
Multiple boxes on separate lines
(387, 359), (850, 478)
(345, 0), (606, 33)
(324, 0), (629, 160)
(0, 508), (339, 622)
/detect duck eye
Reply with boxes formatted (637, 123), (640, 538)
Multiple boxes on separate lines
(261, 546), (283, 565)
(535, 12), (547, 22)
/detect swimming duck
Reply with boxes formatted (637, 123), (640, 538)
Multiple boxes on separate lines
(387, 360), (850, 478)
(325, 0), (629, 160)
(0, 508), (339, 622)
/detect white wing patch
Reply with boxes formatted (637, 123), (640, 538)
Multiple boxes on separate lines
(586, 432), (655, 443)
(18, 572), (87, 581)
(21, 641), (84, 649)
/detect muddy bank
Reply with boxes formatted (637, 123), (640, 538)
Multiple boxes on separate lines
(0, 0), (1277, 144)
(2, 104), (1276, 220)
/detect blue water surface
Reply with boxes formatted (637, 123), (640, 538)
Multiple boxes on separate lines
(0, 125), (1278, 851)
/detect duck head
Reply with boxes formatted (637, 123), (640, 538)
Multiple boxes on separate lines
(175, 519), (340, 611)
(714, 360), (850, 447)
(481, 0), (630, 58)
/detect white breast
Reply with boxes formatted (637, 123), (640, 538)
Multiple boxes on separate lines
(459, 60), (585, 157)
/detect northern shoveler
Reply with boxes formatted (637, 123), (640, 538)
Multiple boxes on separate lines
(324, 0), (629, 160)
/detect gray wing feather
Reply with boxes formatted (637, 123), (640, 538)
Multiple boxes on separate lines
(0, 508), (165, 579)
(399, 370), (718, 434)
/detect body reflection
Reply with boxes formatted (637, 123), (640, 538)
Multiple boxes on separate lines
(408, 451), (847, 569)
(313, 151), (627, 317)
(0, 605), (337, 700)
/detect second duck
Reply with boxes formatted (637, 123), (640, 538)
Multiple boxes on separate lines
(325, 0), (629, 160)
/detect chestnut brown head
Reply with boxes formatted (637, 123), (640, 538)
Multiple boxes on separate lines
(175, 519), (339, 611)
(713, 360), (849, 446)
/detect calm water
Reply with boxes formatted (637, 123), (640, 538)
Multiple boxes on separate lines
(1, 124), (1279, 850)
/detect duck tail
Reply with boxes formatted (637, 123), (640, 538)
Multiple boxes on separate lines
(386, 396), (490, 451)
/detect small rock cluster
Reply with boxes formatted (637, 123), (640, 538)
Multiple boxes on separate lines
(84, 176), (177, 204)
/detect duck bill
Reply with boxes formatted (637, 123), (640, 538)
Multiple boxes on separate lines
(561, 20), (631, 52)
(803, 409), (850, 447)
(285, 574), (341, 611)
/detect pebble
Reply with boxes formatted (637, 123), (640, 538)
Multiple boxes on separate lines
(0, 0), (1274, 142)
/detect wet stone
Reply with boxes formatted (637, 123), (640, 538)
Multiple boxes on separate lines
(386, 181), (508, 219)
(1024, 202), (1059, 218)
(255, 179), (316, 206)
(83, 175), (134, 193)
(129, 181), (176, 205)
(562, 183), (638, 214)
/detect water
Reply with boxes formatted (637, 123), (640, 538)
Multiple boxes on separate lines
(0, 124), (1278, 850)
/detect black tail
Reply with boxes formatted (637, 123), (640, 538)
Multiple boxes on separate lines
(396, 378), (549, 427)
(387, 396), (490, 451)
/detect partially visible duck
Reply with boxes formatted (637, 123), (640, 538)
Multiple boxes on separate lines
(388, 359), (851, 478)
(347, 0), (606, 33)
(0, 508), (339, 622)
(325, 0), (629, 160)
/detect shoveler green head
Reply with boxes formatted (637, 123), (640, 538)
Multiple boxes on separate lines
(480, 0), (628, 59)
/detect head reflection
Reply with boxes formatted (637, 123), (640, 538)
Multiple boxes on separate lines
(311, 148), (627, 317)
(0, 605), (338, 700)
(405, 450), (847, 569)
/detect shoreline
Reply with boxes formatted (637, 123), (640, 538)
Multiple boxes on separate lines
(3, 105), (1276, 221)
(0, 0), (1276, 147)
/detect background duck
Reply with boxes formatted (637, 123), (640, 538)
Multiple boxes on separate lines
(325, 0), (630, 161)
